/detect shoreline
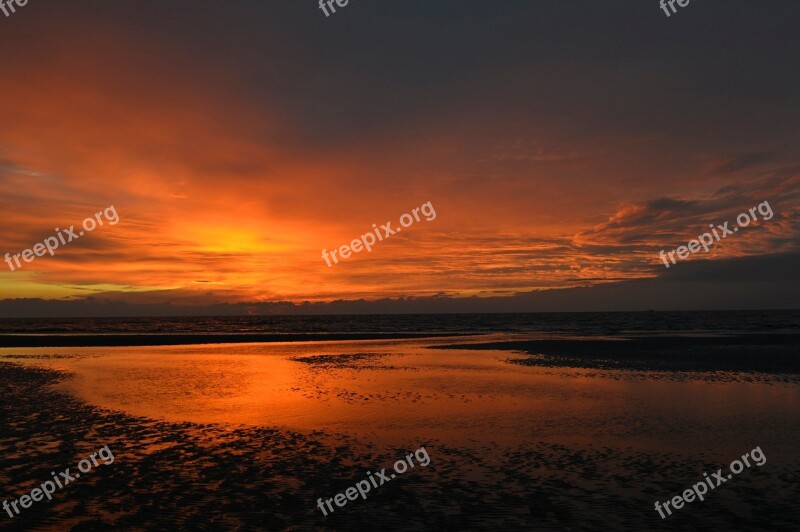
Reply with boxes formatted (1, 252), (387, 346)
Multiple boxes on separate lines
(0, 332), (470, 348)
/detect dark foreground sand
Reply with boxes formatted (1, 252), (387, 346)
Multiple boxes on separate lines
(2, 355), (800, 531)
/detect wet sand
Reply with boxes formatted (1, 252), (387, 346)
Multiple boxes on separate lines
(1, 335), (799, 530)
(435, 334), (800, 374)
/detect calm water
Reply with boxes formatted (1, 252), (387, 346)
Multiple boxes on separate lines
(3, 335), (799, 456)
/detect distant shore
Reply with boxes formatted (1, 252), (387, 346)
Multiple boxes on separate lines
(434, 333), (800, 373)
(0, 332), (468, 348)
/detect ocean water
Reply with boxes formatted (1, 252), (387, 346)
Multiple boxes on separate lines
(0, 309), (798, 336)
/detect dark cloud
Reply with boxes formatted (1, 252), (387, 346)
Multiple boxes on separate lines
(713, 152), (779, 175)
(576, 173), (800, 252)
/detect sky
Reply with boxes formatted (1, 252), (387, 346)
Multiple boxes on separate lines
(0, 0), (798, 316)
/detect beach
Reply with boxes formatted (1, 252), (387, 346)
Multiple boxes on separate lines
(2, 330), (799, 530)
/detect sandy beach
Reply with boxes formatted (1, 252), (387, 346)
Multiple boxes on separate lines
(2, 334), (799, 530)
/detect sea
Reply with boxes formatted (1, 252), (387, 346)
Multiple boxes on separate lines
(0, 309), (798, 337)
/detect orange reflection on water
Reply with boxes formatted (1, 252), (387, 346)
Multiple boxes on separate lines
(5, 336), (800, 458)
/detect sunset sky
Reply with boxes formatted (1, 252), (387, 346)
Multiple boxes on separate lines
(0, 1), (798, 315)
